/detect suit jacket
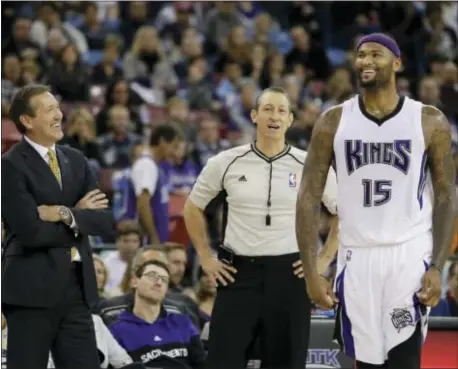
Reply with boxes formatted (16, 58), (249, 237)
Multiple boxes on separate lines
(1, 138), (116, 309)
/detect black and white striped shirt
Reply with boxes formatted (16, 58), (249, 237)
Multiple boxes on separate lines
(189, 143), (337, 256)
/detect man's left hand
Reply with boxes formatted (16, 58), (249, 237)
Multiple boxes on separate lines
(37, 205), (61, 222)
(417, 267), (442, 307)
(293, 259), (304, 279)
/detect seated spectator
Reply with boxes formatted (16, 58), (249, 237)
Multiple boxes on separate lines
(108, 245), (169, 298)
(160, 2), (196, 48)
(321, 67), (354, 111)
(96, 78), (143, 135)
(286, 101), (322, 151)
(163, 243), (188, 293)
(260, 51), (285, 89)
(1, 54), (23, 117)
(286, 25), (331, 81)
(2, 17), (46, 70)
(247, 12), (293, 54)
(97, 105), (143, 169)
(93, 254), (111, 300)
(91, 35), (124, 85)
(282, 73), (303, 115)
(21, 57), (42, 85)
(123, 26), (178, 92)
(166, 96), (195, 141)
(287, 2), (323, 44)
(215, 25), (252, 74)
(184, 274), (217, 325)
(440, 61), (458, 123)
(423, 4), (457, 61)
(177, 57), (214, 111)
(191, 116), (231, 171)
(226, 81), (258, 143)
(103, 221), (142, 293)
(237, 1), (264, 31)
(78, 2), (118, 51)
(215, 61), (243, 105)
(47, 43), (90, 101)
(247, 43), (267, 85)
(30, 2), (88, 54)
(120, 1), (154, 48)
(204, 3), (242, 52)
(59, 107), (105, 168)
(446, 259), (458, 317)
(99, 246), (201, 330)
(44, 28), (68, 65)
(109, 260), (206, 369)
(171, 27), (204, 76)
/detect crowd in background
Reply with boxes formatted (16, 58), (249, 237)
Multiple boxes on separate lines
(1, 1), (458, 368)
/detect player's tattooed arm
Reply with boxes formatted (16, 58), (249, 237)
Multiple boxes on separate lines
(423, 105), (457, 270)
(296, 106), (342, 281)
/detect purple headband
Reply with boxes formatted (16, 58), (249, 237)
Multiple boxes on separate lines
(356, 34), (401, 58)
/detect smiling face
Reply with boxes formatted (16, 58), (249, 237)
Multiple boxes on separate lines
(20, 91), (64, 146)
(355, 41), (401, 90)
(251, 90), (294, 140)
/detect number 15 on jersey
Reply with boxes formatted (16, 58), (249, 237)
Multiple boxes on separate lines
(362, 179), (392, 207)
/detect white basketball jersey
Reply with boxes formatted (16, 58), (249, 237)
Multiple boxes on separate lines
(333, 95), (433, 247)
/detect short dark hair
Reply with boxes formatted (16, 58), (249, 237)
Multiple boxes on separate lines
(9, 84), (52, 134)
(149, 124), (183, 146)
(448, 259), (458, 279)
(82, 1), (97, 12)
(254, 86), (291, 111)
(135, 260), (170, 279)
(163, 242), (186, 255)
(116, 220), (142, 239)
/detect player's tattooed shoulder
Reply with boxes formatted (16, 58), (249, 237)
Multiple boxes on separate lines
(421, 104), (451, 147)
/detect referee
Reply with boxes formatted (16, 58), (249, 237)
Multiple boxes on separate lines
(183, 87), (338, 369)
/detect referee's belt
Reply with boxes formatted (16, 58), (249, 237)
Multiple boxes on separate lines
(218, 246), (299, 265)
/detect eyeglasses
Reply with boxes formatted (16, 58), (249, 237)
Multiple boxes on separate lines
(141, 271), (169, 284)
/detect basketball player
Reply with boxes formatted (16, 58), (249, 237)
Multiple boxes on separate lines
(295, 33), (457, 369)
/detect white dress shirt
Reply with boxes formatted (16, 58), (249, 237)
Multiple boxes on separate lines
(24, 135), (81, 261)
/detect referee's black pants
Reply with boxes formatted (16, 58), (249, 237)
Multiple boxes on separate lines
(205, 248), (311, 369)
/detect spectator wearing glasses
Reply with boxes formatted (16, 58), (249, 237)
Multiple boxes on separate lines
(109, 260), (206, 369)
(99, 246), (201, 330)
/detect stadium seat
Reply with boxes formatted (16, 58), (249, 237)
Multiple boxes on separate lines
(168, 194), (190, 246)
(1, 118), (21, 154)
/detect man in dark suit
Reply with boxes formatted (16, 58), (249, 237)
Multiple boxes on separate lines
(1, 85), (116, 369)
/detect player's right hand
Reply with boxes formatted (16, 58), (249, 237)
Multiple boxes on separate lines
(76, 189), (109, 210)
(200, 254), (237, 287)
(306, 274), (338, 310)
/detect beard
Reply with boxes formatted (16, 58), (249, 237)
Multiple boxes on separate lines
(358, 71), (391, 89)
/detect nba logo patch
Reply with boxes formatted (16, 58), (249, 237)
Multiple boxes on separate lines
(289, 173), (296, 188)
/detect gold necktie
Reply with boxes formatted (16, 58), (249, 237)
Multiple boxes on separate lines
(48, 150), (77, 261)
(47, 150), (61, 186)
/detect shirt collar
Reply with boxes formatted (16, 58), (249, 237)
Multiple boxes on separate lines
(24, 135), (56, 159)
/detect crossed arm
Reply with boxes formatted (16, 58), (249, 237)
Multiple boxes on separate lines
(1, 157), (115, 249)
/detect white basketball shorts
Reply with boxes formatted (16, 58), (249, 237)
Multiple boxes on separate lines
(333, 231), (432, 365)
